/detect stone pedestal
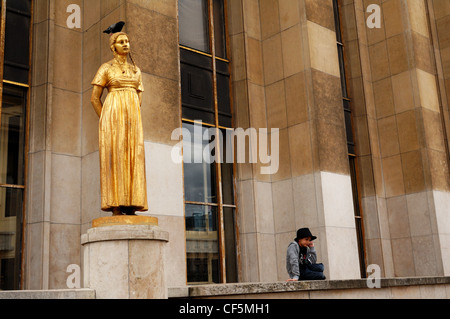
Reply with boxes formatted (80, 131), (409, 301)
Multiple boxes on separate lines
(81, 216), (169, 299)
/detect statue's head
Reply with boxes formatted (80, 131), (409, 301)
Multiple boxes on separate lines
(109, 32), (130, 55)
(109, 32), (138, 73)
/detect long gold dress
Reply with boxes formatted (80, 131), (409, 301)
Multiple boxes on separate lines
(91, 59), (148, 212)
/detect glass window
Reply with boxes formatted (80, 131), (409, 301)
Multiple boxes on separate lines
(223, 207), (237, 282)
(179, 0), (210, 53)
(185, 204), (220, 283)
(212, 0), (227, 58)
(0, 86), (27, 291)
(179, 0), (238, 284)
(220, 128), (234, 205)
(0, 187), (24, 283)
(183, 123), (217, 204)
(3, 1), (31, 84)
(180, 50), (215, 125)
(0, 0), (31, 290)
(0, 85), (27, 186)
(6, 0), (31, 12)
(216, 60), (232, 127)
(0, 87), (27, 290)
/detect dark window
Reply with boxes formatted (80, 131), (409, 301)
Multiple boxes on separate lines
(179, 0), (210, 53)
(181, 50), (215, 125)
(212, 0), (227, 59)
(0, 85), (27, 186)
(3, 0), (31, 84)
(0, 0), (32, 290)
(179, 0), (238, 284)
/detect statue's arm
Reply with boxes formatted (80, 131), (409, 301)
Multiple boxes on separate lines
(91, 85), (104, 117)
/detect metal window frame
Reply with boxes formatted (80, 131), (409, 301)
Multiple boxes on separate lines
(0, 0), (33, 289)
(333, 0), (367, 278)
(180, 0), (240, 284)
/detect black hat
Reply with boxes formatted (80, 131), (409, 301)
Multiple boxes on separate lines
(295, 228), (317, 241)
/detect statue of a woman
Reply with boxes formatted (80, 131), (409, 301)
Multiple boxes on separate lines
(91, 32), (148, 216)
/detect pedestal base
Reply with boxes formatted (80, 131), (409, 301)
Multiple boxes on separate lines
(81, 223), (169, 299)
(92, 215), (159, 228)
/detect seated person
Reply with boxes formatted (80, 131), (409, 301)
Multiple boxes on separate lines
(286, 228), (326, 281)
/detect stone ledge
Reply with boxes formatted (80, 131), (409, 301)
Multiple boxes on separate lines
(169, 276), (450, 298)
(81, 224), (169, 245)
(92, 216), (159, 228)
(0, 289), (96, 299)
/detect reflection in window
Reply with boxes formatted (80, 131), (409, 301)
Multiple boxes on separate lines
(220, 128), (234, 206)
(183, 123), (217, 204)
(185, 204), (218, 233)
(180, 0), (238, 284)
(223, 207), (237, 282)
(3, 0), (32, 84)
(179, 0), (210, 53)
(180, 50), (215, 125)
(0, 0), (32, 290)
(185, 204), (220, 283)
(0, 85), (27, 186)
(212, 0), (227, 58)
(0, 86), (27, 290)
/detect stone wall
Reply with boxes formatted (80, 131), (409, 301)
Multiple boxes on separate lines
(339, 0), (450, 277)
(169, 276), (450, 299)
(27, 0), (84, 290)
(23, 0), (450, 290)
(26, 0), (185, 290)
(228, 0), (361, 282)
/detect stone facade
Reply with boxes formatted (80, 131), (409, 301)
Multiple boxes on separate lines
(23, 0), (449, 291)
(340, 0), (450, 277)
(27, 0), (185, 290)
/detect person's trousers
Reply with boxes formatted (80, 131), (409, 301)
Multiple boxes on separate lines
(299, 263), (326, 280)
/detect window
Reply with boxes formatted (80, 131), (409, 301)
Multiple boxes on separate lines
(0, 0), (32, 290)
(333, 0), (367, 278)
(179, 0), (238, 284)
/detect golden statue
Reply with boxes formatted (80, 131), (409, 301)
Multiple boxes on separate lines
(91, 31), (148, 216)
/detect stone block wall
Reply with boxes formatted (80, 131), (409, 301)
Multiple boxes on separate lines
(26, 0), (185, 290)
(24, 0), (450, 290)
(339, 0), (450, 277)
(228, 0), (361, 282)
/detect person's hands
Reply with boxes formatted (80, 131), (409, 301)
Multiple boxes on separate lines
(286, 278), (298, 282)
(308, 242), (314, 248)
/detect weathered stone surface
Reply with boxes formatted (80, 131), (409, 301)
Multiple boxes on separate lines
(169, 277), (450, 299)
(0, 289), (95, 299)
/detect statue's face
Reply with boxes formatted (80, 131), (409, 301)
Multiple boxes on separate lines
(113, 35), (130, 55)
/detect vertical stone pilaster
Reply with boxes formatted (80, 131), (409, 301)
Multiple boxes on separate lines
(342, 0), (450, 277)
(27, 0), (84, 289)
(230, 0), (361, 281)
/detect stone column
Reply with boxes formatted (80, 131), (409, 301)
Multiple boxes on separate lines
(81, 217), (169, 299)
(228, 0), (361, 281)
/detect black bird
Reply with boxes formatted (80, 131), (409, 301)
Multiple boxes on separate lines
(103, 21), (125, 34)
